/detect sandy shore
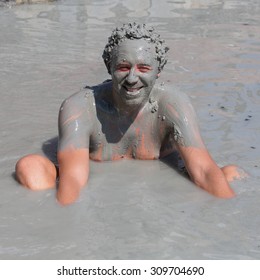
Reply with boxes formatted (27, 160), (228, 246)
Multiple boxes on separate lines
(0, 0), (260, 259)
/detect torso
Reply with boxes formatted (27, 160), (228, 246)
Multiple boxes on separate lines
(87, 82), (174, 161)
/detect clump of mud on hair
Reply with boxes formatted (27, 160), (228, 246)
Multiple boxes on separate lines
(102, 22), (169, 74)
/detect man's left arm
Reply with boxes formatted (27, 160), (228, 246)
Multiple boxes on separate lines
(163, 88), (235, 198)
(177, 145), (235, 198)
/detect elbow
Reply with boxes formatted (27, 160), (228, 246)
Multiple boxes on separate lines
(189, 168), (236, 199)
(56, 175), (88, 206)
(56, 189), (80, 206)
(188, 168), (205, 188)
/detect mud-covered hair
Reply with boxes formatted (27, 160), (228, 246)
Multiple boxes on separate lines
(102, 22), (169, 75)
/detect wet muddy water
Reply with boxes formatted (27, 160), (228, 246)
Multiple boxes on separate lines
(0, 0), (260, 259)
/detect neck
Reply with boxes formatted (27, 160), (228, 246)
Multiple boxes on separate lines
(113, 97), (147, 119)
(113, 90), (150, 117)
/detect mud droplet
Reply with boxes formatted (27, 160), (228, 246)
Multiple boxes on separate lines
(150, 99), (158, 113)
(151, 107), (158, 113)
(149, 97), (155, 104)
(85, 92), (92, 98)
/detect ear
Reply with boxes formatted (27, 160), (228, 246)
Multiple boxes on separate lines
(107, 62), (112, 75)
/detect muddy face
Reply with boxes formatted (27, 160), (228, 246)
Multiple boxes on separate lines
(110, 39), (159, 111)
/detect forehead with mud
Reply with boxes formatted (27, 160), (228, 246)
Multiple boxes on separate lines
(102, 23), (169, 74)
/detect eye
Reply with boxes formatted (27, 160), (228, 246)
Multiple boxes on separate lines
(137, 65), (152, 73)
(116, 64), (130, 72)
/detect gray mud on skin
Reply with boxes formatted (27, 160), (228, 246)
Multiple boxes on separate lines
(1, 0), (260, 259)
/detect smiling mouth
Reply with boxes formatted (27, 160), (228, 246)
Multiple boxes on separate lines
(123, 86), (143, 94)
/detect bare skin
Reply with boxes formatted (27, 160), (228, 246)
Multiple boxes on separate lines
(16, 38), (244, 205)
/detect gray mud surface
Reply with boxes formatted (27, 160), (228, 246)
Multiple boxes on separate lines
(0, 0), (260, 259)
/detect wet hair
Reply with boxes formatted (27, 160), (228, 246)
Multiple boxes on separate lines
(102, 22), (169, 75)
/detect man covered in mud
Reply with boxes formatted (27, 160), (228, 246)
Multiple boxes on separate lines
(16, 22), (241, 205)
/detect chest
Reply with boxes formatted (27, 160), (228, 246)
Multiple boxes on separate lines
(89, 111), (167, 161)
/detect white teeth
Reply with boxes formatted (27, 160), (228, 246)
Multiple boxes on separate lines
(123, 86), (142, 95)
(126, 89), (140, 95)
(128, 88), (138, 92)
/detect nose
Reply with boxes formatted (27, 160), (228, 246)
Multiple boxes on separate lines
(126, 68), (138, 84)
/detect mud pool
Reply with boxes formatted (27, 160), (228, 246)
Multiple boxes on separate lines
(0, 0), (260, 259)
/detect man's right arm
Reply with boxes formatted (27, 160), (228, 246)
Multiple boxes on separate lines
(57, 147), (89, 205)
(57, 91), (92, 205)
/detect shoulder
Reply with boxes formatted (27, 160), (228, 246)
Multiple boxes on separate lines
(154, 82), (195, 121)
(58, 81), (112, 123)
(155, 82), (192, 107)
(157, 81), (199, 124)
(59, 82), (109, 118)
(60, 87), (94, 111)
(58, 87), (97, 133)
(59, 80), (113, 118)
